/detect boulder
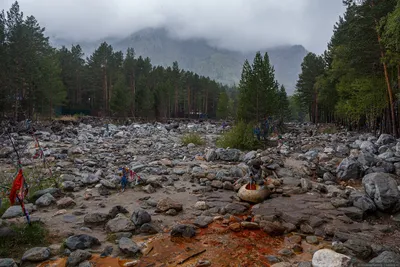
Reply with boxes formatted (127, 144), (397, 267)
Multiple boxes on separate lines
(362, 173), (400, 213)
(106, 216), (136, 233)
(336, 157), (362, 181)
(311, 249), (352, 267)
(66, 250), (91, 267)
(156, 198), (183, 212)
(65, 235), (100, 251)
(22, 247), (51, 262)
(170, 224), (197, 238)
(118, 237), (141, 256)
(131, 210), (151, 227)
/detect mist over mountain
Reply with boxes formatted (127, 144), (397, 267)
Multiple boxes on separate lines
(51, 28), (308, 95)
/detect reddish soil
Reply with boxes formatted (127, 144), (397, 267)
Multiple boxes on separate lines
(38, 220), (322, 267)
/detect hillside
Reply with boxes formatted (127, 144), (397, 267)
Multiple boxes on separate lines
(51, 28), (308, 94)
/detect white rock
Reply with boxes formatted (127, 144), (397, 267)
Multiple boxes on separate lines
(312, 249), (352, 267)
(194, 201), (208, 210)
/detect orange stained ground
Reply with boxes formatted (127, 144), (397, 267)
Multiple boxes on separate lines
(38, 220), (319, 267)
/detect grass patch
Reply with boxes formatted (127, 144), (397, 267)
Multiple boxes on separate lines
(320, 125), (338, 134)
(0, 222), (49, 258)
(216, 121), (260, 150)
(56, 115), (78, 122)
(181, 133), (205, 146)
(0, 198), (10, 217)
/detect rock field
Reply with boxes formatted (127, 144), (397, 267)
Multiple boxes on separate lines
(0, 119), (400, 267)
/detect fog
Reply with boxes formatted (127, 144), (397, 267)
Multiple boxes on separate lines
(1, 0), (345, 54)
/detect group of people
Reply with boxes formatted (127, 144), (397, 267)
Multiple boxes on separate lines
(253, 117), (278, 139)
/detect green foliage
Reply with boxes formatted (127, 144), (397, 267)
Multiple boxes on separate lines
(110, 74), (132, 116)
(295, 52), (325, 122)
(216, 90), (229, 119)
(0, 1), (233, 120)
(288, 94), (307, 122)
(181, 133), (205, 146)
(0, 222), (49, 258)
(295, 0), (400, 133)
(0, 198), (10, 218)
(216, 121), (259, 150)
(237, 52), (288, 123)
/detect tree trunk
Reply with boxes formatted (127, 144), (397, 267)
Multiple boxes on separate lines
(174, 85), (178, 117)
(187, 86), (191, 118)
(371, 1), (397, 137)
(314, 88), (318, 125)
(103, 66), (107, 117)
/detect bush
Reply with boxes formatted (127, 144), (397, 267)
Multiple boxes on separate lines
(181, 133), (205, 146)
(216, 121), (260, 150)
(0, 222), (49, 258)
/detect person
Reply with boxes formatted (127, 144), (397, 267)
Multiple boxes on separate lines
(254, 125), (261, 141)
(277, 134), (283, 148)
(263, 117), (269, 140)
(248, 160), (264, 186)
(222, 121), (227, 132)
(119, 167), (129, 192)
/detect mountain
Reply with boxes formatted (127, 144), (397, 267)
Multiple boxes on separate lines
(51, 28), (308, 95)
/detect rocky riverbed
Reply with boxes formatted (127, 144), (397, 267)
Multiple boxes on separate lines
(0, 119), (400, 267)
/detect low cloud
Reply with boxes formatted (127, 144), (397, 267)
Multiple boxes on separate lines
(0, 0), (345, 54)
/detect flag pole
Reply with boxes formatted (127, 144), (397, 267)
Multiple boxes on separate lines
(7, 130), (31, 225)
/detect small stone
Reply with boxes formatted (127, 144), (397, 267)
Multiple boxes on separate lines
(229, 223), (241, 232)
(291, 244), (303, 253)
(83, 213), (109, 225)
(241, 222), (259, 230)
(57, 197), (76, 209)
(195, 259), (211, 267)
(271, 263), (292, 267)
(166, 209), (178, 216)
(143, 184), (156, 194)
(49, 244), (63, 255)
(265, 255), (281, 264)
(194, 201), (208, 210)
(286, 235), (302, 244)
(278, 248), (293, 257)
(194, 216), (214, 228)
(300, 224), (314, 234)
(306, 236), (319, 245)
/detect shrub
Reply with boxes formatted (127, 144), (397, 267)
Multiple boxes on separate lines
(0, 222), (49, 258)
(181, 133), (205, 146)
(216, 121), (260, 150)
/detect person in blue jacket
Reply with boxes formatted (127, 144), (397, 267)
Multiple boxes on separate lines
(254, 125), (261, 141)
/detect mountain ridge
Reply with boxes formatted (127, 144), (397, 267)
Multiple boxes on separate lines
(51, 28), (308, 95)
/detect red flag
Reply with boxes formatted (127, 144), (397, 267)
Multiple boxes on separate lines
(9, 169), (24, 205)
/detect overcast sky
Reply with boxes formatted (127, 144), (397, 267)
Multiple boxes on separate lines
(1, 0), (345, 54)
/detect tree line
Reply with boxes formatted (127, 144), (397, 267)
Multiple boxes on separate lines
(295, 0), (400, 136)
(0, 2), (233, 121)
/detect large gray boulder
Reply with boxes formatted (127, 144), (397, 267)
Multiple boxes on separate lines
(369, 251), (400, 264)
(377, 134), (396, 145)
(215, 148), (241, 162)
(336, 157), (362, 180)
(312, 249), (352, 267)
(362, 173), (400, 213)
